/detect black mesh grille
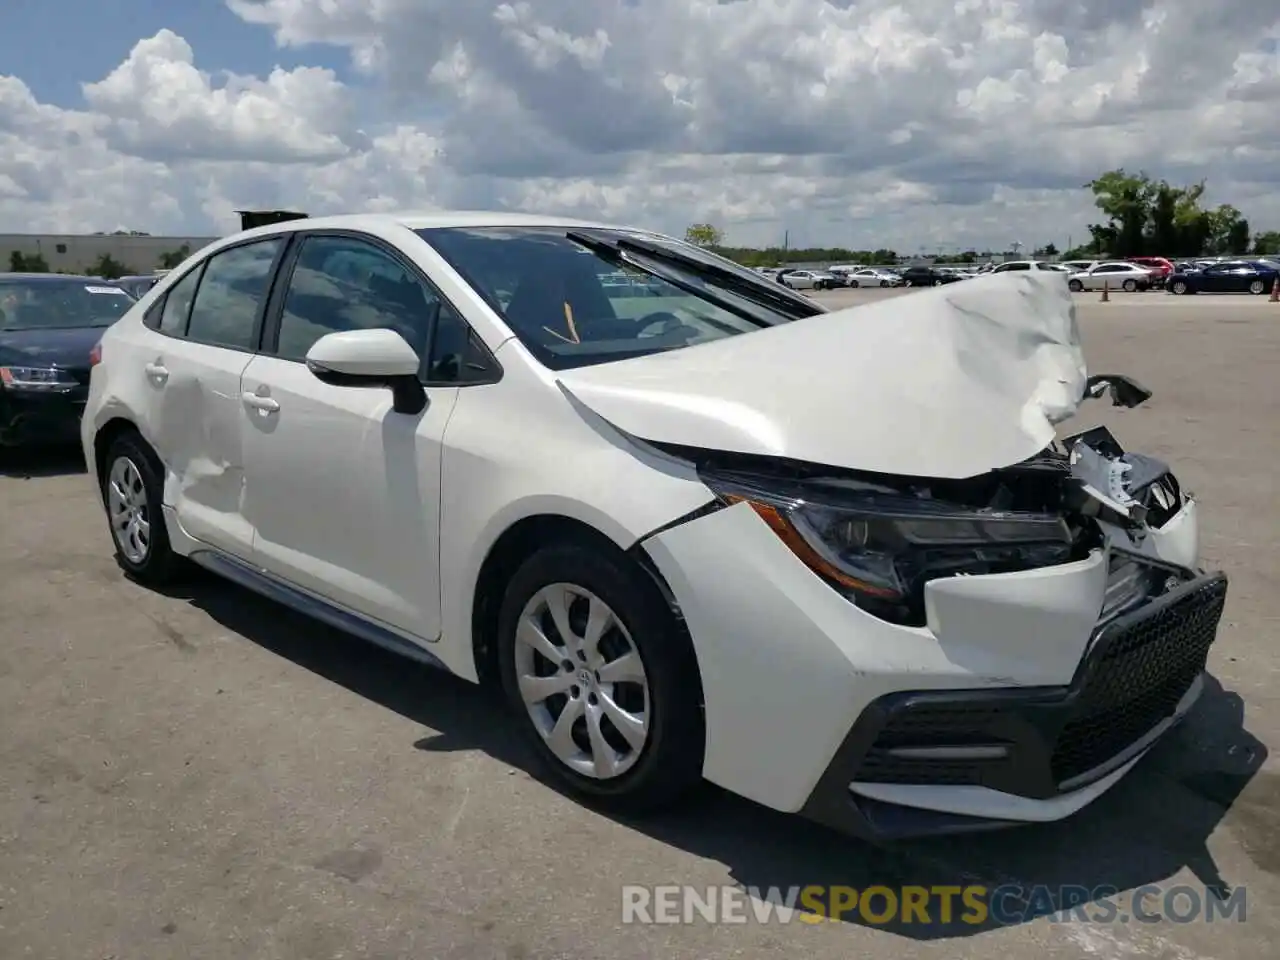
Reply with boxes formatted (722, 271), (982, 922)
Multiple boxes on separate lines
(854, 574), (1228, 793)
(1050, 575), (1228, 783)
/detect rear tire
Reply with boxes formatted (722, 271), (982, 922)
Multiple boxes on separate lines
(100, 431), (183, 585)
(1123, 279), (1137, 292)
(1068, 279), (1083, 292)
(496, 542), (705, 813)
(848, 280), (859, 289)
(1249, 280), (1265, 295)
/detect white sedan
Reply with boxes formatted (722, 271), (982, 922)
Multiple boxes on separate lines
(1066, 262), (1155, 292)
(843, 268), (902, 288)
(81, 211), (1227, 841)
(780, 269), (837, 290)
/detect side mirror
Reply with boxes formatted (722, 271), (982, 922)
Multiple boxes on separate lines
(305, 328), (427, 415)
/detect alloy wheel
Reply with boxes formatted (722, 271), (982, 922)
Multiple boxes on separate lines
(106, 455), (150, 564)
(513, 583), (650, 780)
(1250, 280), (1265, 295)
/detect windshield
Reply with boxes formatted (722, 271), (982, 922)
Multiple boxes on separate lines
(0, 280), (134, 331)
(416, 226), (807, 371)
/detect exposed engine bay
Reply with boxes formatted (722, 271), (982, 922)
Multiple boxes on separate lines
(652, 372), (1193, 627)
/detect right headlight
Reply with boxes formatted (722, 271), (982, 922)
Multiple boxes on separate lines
(701, 469), (1075, 626)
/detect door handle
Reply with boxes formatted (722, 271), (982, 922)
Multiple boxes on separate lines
(144, 362), (168, 384)
(241, 392), (280, 413)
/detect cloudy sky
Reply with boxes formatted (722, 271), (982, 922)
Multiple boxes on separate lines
(1, 0), (1278, 249)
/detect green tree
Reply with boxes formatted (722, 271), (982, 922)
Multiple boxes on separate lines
(1086, 169), (1153, 256)
(1253, 231), (1280, 255)
(88, 253), (131, 279)
(158, 244), (191, 269)
(1083, 169), (1262, 258)
(684, 223), (724, 247)
(8, 250), (50, 272)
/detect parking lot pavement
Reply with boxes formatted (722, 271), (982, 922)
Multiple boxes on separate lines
(2, 292), (1279, 959)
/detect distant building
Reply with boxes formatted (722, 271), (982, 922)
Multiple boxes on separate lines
(1, 233), (218, 274)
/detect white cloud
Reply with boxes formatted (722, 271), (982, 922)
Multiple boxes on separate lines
(0, 2), (1278, 248)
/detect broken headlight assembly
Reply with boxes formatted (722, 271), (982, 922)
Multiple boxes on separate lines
(701, 469), (1077, 626)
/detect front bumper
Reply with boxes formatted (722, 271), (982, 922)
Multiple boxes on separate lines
(641, 494), (1225, 840)
(800, 571), (1227, 839)
(0, 384), (89, 446)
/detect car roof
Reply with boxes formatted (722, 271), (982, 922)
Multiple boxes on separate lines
(231, 210), (623, 240)
(0, 272), (108, 283)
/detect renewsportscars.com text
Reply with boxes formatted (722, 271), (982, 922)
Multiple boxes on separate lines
(621, 884), (1247, 926)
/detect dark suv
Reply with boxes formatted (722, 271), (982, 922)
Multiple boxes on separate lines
(900, 265), (964, 287)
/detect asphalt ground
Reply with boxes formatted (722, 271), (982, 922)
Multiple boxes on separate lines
(2, 286), (1278, 959)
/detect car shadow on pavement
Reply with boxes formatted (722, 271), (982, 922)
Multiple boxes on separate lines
(0, 445), (87, 478)
(164, 570), (1270, 940)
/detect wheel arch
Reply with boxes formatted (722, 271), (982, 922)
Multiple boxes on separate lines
(469, 513), (702, 704)
(92, 416), (146, 485)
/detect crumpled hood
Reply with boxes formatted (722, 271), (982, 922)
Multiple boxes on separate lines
(556, 271), (1087, 479)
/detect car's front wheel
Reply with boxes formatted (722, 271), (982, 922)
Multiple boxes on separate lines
(100, 431), (182, 584)
(1171, 279), (1190, 295)
(1068, 279), (1084, 292)
(497, 541), (704, 812)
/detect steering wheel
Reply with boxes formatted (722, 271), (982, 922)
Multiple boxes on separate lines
(634, 310), (693, 339)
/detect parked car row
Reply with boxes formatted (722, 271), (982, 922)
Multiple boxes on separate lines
(744, 253), (1280, 298)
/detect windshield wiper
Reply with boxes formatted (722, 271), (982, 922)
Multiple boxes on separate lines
(611, 234), (823, 319)
(566, 231), (777, 328)
(566, 231), (821, 323)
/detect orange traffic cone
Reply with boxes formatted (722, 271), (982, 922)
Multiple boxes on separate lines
(1100, 280), (1109, 302)
(1270, 277), (1279, 302)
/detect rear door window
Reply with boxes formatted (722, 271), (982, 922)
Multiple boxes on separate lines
(185, 238), (284, 351)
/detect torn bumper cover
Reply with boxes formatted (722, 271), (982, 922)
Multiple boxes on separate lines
(795, 429), (1226, 840)
(800, 571), (1228, 839)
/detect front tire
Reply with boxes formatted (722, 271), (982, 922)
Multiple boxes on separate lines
(100, 432), (182, 584)
(497, 542), (704, 812)
(1171, 279), (1190, 295)
(848, 279), (859, 289)
(1068, 279), (1083, 292)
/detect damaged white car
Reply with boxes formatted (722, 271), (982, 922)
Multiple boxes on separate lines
(81, 213), (1228, 840)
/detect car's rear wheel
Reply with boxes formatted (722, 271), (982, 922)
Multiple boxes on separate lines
(1171, 279), (1190, 295)
(101, 432), (181, 584)
(497, 541), (704, 812)
(1123, 279), (1137, 292)
(848, 279), (859, 288)
(1068, 279), (1084, 292)
(1249, 279), (1266, 295)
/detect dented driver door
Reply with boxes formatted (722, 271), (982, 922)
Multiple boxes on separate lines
(146, 236), (286, 561)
